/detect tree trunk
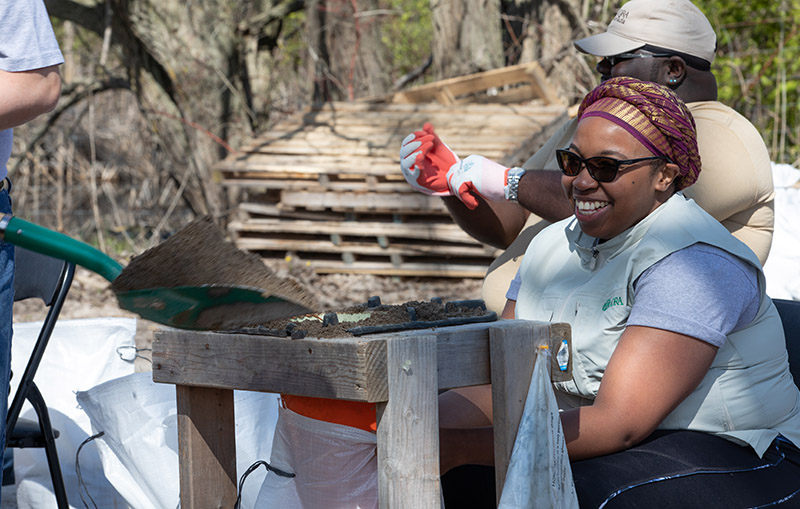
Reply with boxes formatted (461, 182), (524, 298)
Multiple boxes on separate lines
(306, 0), (334, 102)
(502, 0), (597, 103)
(44, 0), (305, 224)
(430, 0), (504, 79)
(320, 0), (393, 100)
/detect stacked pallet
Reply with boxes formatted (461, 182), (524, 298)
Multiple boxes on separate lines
(218, 63), (568, 277)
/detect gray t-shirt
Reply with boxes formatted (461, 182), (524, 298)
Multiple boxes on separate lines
(506, 243), (760, 347)
(0, 0), (64, 179)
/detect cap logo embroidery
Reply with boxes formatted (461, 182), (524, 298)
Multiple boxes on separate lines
(613, 8), (629, 24)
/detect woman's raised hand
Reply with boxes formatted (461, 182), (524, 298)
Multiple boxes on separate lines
(399, 123), (457, 196)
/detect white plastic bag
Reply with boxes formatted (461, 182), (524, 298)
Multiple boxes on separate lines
(497, 349), (579, 509)
(10, 317), (137, 509)
(76, 372), (280, 509)
(763, 163), (800, 300)
(255, 407), (378, 509)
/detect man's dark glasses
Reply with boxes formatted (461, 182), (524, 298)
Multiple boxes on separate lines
(605, 51), (673, 67)
(556, 149), (669, 183)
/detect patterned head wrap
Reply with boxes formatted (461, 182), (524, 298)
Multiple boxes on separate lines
(577, 77), (700, 190)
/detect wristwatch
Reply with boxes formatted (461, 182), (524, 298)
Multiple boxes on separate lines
(505, 167), (526, 202)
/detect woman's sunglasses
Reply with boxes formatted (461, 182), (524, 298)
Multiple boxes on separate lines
(556, 149), (670, 183)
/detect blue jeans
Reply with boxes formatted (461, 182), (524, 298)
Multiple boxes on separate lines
(571, 430), (800, 508)
(0, 187), (14, 490)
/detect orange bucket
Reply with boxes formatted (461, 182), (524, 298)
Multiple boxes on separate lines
(282, 395), (377, 432)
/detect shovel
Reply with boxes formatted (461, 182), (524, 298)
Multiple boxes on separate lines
(0, 215), (312, 330)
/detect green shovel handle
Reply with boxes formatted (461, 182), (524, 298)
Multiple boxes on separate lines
(0, 214), (123, 282)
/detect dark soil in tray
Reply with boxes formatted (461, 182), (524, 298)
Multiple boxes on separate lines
(227, 297), (497, 338)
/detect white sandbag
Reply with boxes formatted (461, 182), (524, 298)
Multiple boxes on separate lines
(10, 317), (137, 509)
(255, 407), (378, 509)
(763, 163), (800, 301)
(76, 371), (280, 509)
(497, 350), (579, 509)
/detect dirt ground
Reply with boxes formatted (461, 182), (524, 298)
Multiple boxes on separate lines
(12, 262), (486, 368)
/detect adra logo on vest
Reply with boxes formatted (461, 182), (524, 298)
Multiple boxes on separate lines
(602, 296), (625, 311)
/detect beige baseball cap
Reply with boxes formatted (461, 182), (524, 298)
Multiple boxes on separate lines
(574, 0), (716, 64)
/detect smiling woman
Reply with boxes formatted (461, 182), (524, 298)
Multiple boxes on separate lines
(556, 77), (698, 241)
(438, 77), (800, 508)
(517, 77), (800, 506)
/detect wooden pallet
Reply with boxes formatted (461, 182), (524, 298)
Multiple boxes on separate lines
(230, 217), (498, 278)
(218, 64), (567, 277)
(231, 217), (490, 245)
(238, 200), (450, 220)
(365, 62), (564, 106)
(217, 102), (568, 187)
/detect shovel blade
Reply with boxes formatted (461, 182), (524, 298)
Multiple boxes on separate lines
(116, 285), (312, 330)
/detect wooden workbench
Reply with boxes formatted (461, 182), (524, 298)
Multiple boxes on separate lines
(152, 319), (570, 508)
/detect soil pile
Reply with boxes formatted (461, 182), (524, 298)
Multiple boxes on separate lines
(110, 216), (318, 312)
(229, 297), (497, 338)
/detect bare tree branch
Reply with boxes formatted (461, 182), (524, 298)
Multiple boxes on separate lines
(11, 77), (132, 175)
(45, 0), (179, 107)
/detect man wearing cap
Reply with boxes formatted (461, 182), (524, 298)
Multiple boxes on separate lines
(399, 0), (774, 315)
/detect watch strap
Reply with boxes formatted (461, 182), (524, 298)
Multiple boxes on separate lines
(505, 167), (526, 202)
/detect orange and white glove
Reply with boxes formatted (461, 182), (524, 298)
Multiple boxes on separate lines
(399, 123), (457, 196)
(445, 155), (509, 210)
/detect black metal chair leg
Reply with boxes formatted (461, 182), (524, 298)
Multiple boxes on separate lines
(26, 384), (68, 509)
(9, 249), (75, 507)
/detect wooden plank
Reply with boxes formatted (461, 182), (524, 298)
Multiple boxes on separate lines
(226, 146), (505, 160)
(230, 219), (478, 244)
(279, 116), (551, 132)
(376, 320), (560, 391)
(236, 202), (451, 221)
(217, 170), (405, 184)
(360, 321), (503, 391)
(382, 63), (560, 105)
(489, 321), (553, 503)
(308, 260), (489, 278)
(221, 179), (413, 193)
(431, 323), (492, 388)
(217, 157), (515, 177)
(308, 100), (566, 115)
(234, 237), (498, 258)
(234, 106), (565, 143)
(465, 86), (546, 105)
(176, 386), (237, 509)
(376, 334), (440, 508)
(218, 168), (398, 181)
(263, 118), (558, 139)
(229, 139), (528, 159)
(217, 164), (407, 179)
(524, 62), (564, 107)
(278, 190), (448, 213)
(217, 154), (399, 170)
(154, 323), (517, 400)
(263, 112), (557, 130)
(153, 330), (389, 402)
(237, 202), (346, 221)
(375, 320), (496, 388)
(423, 63), (550, 96)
